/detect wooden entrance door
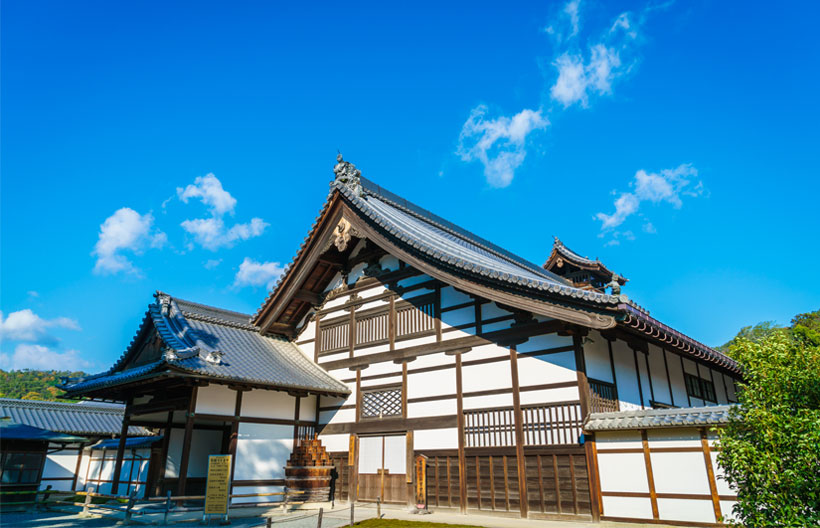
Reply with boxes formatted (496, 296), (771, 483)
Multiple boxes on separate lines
(358, 435), (407, 504)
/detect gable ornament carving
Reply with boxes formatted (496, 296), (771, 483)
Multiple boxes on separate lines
(332, 217), (363, 252)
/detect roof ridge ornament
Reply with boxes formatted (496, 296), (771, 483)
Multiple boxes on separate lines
(333, 153), (363, 196)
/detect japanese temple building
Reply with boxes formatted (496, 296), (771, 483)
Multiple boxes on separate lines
(62, 156), (741, 525)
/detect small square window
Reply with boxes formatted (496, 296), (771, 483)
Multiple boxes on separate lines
(361, 386), (402, 419)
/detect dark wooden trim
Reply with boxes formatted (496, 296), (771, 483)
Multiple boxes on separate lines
(601, 490), (736, 501)
(598, 446), (711, 454)
(643, 351), (656, 403)
(292, 395), (301, 444)
(508, 344), (528, 518)
(401, 362), (408, 419)
(455, 352), (466, 514)
(232, 479), (286, 487)
(589, 436), (603, 518)
(228, 390), (242, 490)
(662, 349), (675, 407)
(641, 430), (659, 520)
(176, 385), (198, 496)
(320, 415), (457, 435)
(434, 285), (442, 342)
(127, 397), (189, 417)
(154, 411), (174, 495)
(633, 347), (645, 410)
(700, 428), (722, 522)
(70, 442), (85, 491)
(681, 355), (692, 407)
(110, 399), (131, 495)
(440, 300), (475, 313)
(404, 381), (579, 405)
(355, 370), (362, 423)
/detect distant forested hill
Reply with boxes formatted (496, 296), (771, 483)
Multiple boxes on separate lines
(0, 370), (87, 401)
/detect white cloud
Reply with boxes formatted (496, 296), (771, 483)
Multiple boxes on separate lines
(92, 207), (166, 275)
(177, 174), (237, 216)
(181, 217), (268, 251)
(0, 309), (80, 342)
(0, 344), (92, 371)
(457, 105), (548, 187)
(177, 174), (268, 251)
(204, 259), (222, 270)
(233, 258), (285, 290)
(596, 164), (703, 232)
(545, 0), (581, 41)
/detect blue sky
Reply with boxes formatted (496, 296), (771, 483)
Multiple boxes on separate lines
(2, 1), (818, 372)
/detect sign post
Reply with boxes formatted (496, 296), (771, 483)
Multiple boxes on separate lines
(414, 454), (428, 512)
(203, 454), (232, 525)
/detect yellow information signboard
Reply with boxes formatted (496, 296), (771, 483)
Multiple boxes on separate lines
(204, 454), (232, 516)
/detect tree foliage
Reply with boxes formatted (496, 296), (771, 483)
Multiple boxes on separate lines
(717, 311), (820, 526)
(0, 369), (86, 401)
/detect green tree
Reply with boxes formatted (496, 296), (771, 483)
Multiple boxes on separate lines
(717, 320), (781, 353)
(717, 325), (820, 526)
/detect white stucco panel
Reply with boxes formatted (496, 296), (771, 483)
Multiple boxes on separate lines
(195, 384), (237, 416)
(235, 423), (293, 480)
(242, 389), (296, 420)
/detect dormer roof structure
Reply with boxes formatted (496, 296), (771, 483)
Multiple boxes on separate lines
(544, 238), (627, 293)
(61, 292), (349, 398)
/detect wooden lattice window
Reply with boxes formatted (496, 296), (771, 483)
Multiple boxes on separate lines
(684, 373), (716, 403)
(361, 386), (402, 419)
(588, 378), (619, 413)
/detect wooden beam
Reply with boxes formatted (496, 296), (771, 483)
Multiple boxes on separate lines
(509, 345), (528, 518)
(176, 385), (198, 496)
(641, 430), (659, 520)
(700, 429), (723, 522)
(228, 390), (243, 492)
(455, 351), (467, 514)
(294, 289), (322, 305)
(110, 400), (131, 495)
(154, 411), (174, 496)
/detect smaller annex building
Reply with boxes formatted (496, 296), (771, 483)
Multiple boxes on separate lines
(0, 398), (153, 496)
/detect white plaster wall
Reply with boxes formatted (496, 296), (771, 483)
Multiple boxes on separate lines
(597, 452), (649, 492)
(665, 350), (690, 407)
(414, 428), (458, 450)
(298, 341), (315, 359)
(602, 496), (653, 519)
(408, 399), (458, 418)
(41, 448), (79, 491)
(319, 433), (350, 452)
(165, 428), (184, 478)
(646, 428), (701, 449)
(231, 485), (285, 504)
(516, 351), (577, 386)
(518, 333), (572, 353)
(481, 302), (512, 320)
(76, 450), (91, 489)
(396, 274), (430, 288)
(234, 423), (293, 481)
(482, 320), (514, 333)
(361, 375), (402, 388)
(440, 286), (471, 309)
(647, 345), (673, 405)
(410, 352), (454, 370)
(463, 343), (508, 361)
(187, 429), (223, 478)
(440, 306), (474, 329)
(657, 498), (716, 523)
(242, 389), (296, 420)
(651, 452), (710, 494)
(462, 393), (513, 410)
(196, 384), (237, 416)
(584, 333), (614, 383)
(611, 339), (643, 410)
(596, 430), (643, 449)
(407, 369), (455, 399)
(358, 284), (388, 299)
(635, 351), (652, 408)
(319, 408), (356, 426)
(518, 386), (580, 405)
(357, 360), (401, 377)
(720, 500), (739, 522)
(396, 334), (438, 350)
(298, 317), (317, 342)
(300, 394), (317, 422)
(461, 362), (512, 392)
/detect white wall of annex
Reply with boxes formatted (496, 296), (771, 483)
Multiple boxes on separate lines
(234, 423), (293, 481)
(196, 384), (237, 416)
(414, 428), (458, 450)
(583, 332), (614, 383)
(41, 448), (80, 491)
(242, 389), (296, 420)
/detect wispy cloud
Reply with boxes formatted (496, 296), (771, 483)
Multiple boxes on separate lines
(178, 174), (268, 251)
(233, 258), (285, 290)
(0, 309), (80, 343)
(204, 259), (222, 270)
(456, 105), (548, 188)
(92, 208), (166, 276)
(595, 163), (704, 234)
(0, 343), (93, 371)
(457, 0), (657, 186)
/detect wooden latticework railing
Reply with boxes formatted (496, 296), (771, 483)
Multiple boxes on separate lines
(464, 401), (583, 447)
(588, 378), (619, 413)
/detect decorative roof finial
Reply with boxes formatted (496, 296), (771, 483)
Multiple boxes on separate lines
(333, 153), (363, 196)
(606, 273), (622, 296)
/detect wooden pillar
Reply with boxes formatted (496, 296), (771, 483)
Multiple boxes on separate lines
(574, 334), (601, 521)
(71, 443), (85, 491)
(110, 399), (132, 495)
(632, 347), (646, 409)
(640, 430), (659, 520)
(700, 429), (723, 522)
(293, 394), (302, 444)
(177, 385), (198, 496)
(454, 351), (467, 514)
(509, 345), (528, 518)
(228, 389), (243, 492)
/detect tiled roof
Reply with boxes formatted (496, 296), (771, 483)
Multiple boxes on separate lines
(0, 398), (149, 436)
(90, 435), (164, 451)
(584, 405), (734, 432)
(0, 418), (88, 443)
(340, 178), (625, 306)
(62, 293), (349, 396)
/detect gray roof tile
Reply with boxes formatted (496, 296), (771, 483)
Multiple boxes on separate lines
(584, 405), (735, 432)
(0, 398), (149, 436)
